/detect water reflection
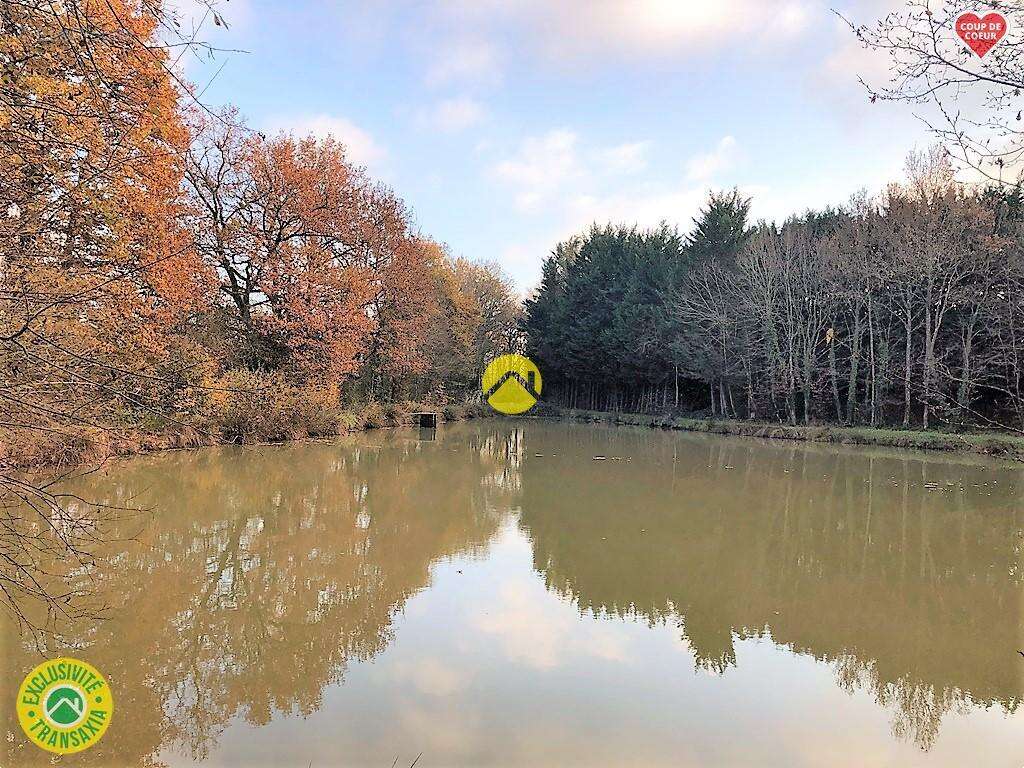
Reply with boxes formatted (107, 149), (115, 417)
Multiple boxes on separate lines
(3, 428), (513, 766)
(519, 424), (1024, 748)
(2, 422), (1023, 766)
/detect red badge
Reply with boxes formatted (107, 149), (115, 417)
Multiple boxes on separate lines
(955, 11), (1008, 58)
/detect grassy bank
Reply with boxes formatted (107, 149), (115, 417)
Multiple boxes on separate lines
(543, 406), (1024, 462)
(10, 398), (493, 471)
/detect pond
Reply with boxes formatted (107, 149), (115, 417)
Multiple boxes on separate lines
(3, 420), (1024, 767)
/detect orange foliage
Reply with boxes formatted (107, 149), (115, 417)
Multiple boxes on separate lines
(366, 233), (441, 382)
(249, 136), (376, 383)
(1, 0), (214, 464)
(185, 123), (458, 391)
(185, 124), (380, 384)
(2, 0), (209, 324)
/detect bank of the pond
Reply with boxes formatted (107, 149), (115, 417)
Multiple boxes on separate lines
(540, 407), (1024, 462)
(13, 401), (494, 471)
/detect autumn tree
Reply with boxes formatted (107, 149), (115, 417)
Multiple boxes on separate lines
(454, 258), (521, 373)
(186, 114), (520, 405)
(357, 214), (440, 399)
(1, 0), (217, 635)
(186, 118), (380, 384)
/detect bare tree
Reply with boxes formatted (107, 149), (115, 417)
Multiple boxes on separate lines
(843, 0), (1024, 182)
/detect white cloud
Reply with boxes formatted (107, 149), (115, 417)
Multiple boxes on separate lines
(434, 0), (811, 65)
(686, 135), (738, 182)
(425, 39), (501, 87)
(493, 129), (580, 211)
(598, 141), (651, 174)
(491, 134), (738, 290)
(491, 133), (662, 213)
(391, 657), (469, 697)
(490, 132), (742, 289)
(818, 7), (895, 92)
(743, 157), (904, 225)
(799, 6), (930, 146)
(473, 578), (629, 669)
(261, 113), (386, 169)
(586, 0), (810, 56)
(773, 1), (811, 36)
(566, 186), (706, 236)
(418, 97), (486, 133)
(812, 2), (913, 114)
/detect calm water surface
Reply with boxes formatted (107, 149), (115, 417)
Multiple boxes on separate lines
(4, 420), (1024, 767)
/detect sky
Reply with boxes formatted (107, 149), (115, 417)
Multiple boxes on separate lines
(174, 0), (926, 292)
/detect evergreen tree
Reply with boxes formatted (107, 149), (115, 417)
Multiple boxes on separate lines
(687, 189), (752, 266)
(524, 223), (690, 408)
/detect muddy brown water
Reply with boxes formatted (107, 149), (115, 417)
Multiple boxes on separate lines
(3, 420), (1024, 766)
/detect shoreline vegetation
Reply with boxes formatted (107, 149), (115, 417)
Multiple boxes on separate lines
(540, 406), (1024, 462)
(23, 397), (1024, 474)
(11, 400), (496, 472)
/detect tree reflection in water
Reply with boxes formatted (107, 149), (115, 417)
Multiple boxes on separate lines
(3, 422), (1023, 764)
(2, 427), (516, 767)
(519, 424), (1024, 749)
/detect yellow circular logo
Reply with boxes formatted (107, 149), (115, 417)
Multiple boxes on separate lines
(482, 354), (542, 415)
(16, 657), (113, 754)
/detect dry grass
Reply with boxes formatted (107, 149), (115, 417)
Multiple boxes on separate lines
(7, 387), (494, 472)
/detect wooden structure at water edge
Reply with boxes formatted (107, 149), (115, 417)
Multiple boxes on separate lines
(412, 412), (438, 427)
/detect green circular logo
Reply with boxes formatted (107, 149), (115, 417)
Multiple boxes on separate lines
(44, 685), (86, 728)
(17, 657), (113, 754)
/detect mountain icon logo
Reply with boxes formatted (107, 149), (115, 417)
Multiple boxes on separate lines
(482, 354), (542, 415)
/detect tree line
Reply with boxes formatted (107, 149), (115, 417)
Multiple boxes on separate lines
(524, 148), (1024, 431)
(1, 0), (520, 474)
